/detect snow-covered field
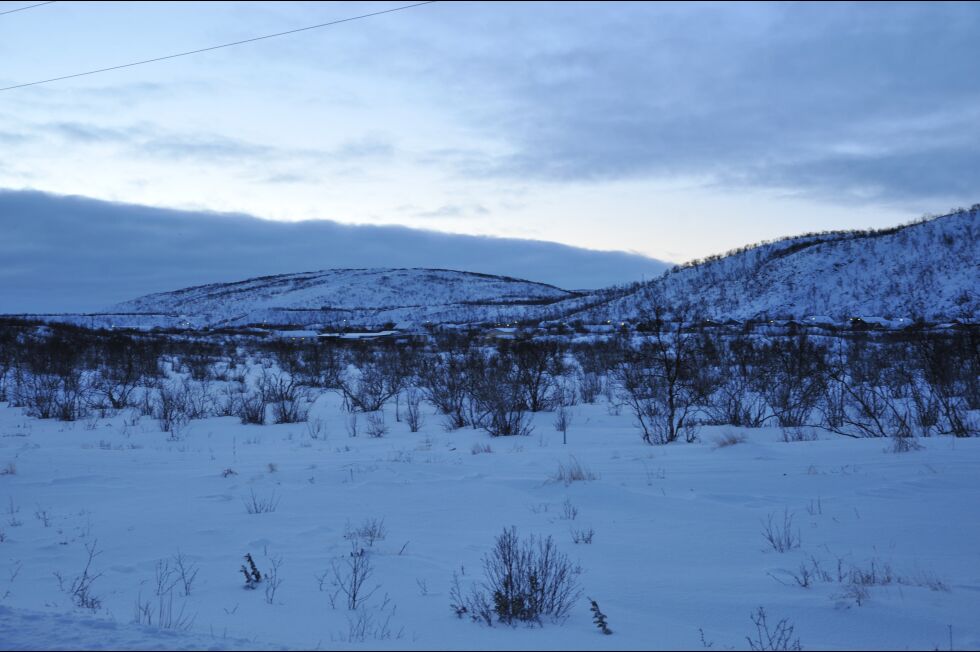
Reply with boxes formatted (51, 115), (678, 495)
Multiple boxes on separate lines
(1, 389), (978, 651)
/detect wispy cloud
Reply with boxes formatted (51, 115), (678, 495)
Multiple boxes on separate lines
(392, 3), (980, 204)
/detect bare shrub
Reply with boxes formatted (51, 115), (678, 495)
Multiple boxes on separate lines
(706, 347), (769, 428)
(559, 498), (578, 521)
(264, 554), (284, 605)
(237, 391), (266, 425)
(153, 558), (179, 596)
(613, 310), (701, 445)
(404, 388), (424, 433)
(758, 331), (827, 429)
(418, 352), (469, 430)
(243, 488), (280, 514)
(577, 371), (603, 404)
(761, 509), (800, 553)
(54, 540), (103, 610)
(713, 431), (747, 448)
(15, 370), (90, 422)
(467, 349), (534, 438)
(259, 372), (311, 424)
(335, 593), (403, 643)
(892, 429), (923, 453)
(345, 518), (387, 547)
(173, 551), (198, 597)
(553, 405), (572, 444)
(330, 545), (380, 610)
(781, 427), (818, 443)
(461, 527), (581, 626)
(746, 606), (801, 651)
(571, 527), (594, 544)
(133, 591), (195, 631)
(365, 412), (389, 439)
(337, 357), (403, 413)
(154, 380), (191, 434)
(550, 456), (598, 486)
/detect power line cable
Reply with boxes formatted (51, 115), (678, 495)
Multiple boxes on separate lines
(0, 1), (56, 17)
(0, 1), (436, 92)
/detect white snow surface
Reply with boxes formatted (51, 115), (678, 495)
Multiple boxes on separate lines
(1, 391), (979, 650)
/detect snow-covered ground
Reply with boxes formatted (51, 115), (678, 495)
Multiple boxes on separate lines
(1, 392), (978, 650)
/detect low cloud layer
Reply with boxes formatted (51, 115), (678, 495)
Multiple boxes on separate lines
(0, 189), (668, 313)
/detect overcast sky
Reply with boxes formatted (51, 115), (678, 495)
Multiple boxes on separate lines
(1, 1), (978, 264)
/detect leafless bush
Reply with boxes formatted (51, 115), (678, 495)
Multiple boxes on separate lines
(892, 429), (923, 453)
(259, 372), (311, 424)
(707, 375), (769, 428)
(153, 380), (191, 434)
(34, 506), (51, 527)
(550, 456), (598, 486)
(243, 488), (280, 514)
(15, 370), (90, 422)
(713, 431), (747, 448)
(466, 350), (534, 438)
(837, 582), (870, 606)
(471, 442), (493, 455)
(776, 553), (948, 606)
(173, 551), (198, 597)
(91, 364), (142, 412)
(571, 527), (594, 544)
(553, 405), (572, 443)
(5, 498), (21, 528)
(418, 352), (469, 430)
(335, 593), (403, 643)
(237, 391), (266, 425)
(153, 558), (179, 596)
(345, 518), (387, 547)
(577, 371), (603, 404)
(330, 545), (381, 610)
(264, 554), (284, 605)
(780, 427), (818, 443)
(54, 540), (103, 610)
(404, 388), (424, 432)
(365, 412), (389, 438)
(746, 607), (801, 651)
(559, 498), (578, 521)
(337, 358), (402, 413)
(613, 323), (701, 445)
(759, 332), (827, 429)
(460, 527), (581, 626)
(761, 509), (800, 553)
(306, 417), (327, 440)
(133, 591), (195, 631)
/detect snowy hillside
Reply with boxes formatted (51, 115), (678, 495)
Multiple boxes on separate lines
(108, 268), (578, 329)
(568, 208), (980, 323)
(16, 208), (977, 331)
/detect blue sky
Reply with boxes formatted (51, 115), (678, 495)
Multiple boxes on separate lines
(1, 1), (978, 263)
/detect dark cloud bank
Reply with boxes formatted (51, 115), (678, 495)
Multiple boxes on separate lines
(0, 190), (668, 313)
